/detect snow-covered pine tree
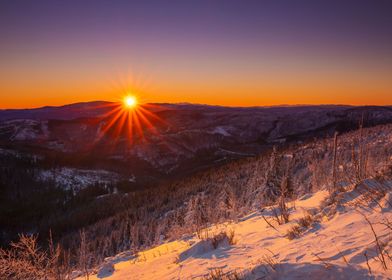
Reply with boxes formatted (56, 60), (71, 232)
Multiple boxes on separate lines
(217, 183), (237, 221)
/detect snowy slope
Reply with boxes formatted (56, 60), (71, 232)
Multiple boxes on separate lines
(37, 167), (125, 191)
(81, 182), (392, 279)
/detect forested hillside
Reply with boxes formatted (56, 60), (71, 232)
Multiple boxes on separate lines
(2, 122), (390, 279)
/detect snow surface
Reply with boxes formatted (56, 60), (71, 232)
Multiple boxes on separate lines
(37, 168), (123, 191)
(0, 148), (19, 157)
(0, 119), (49, 141)
(81, 185), (392, 279)
(211, 126), (232, 137)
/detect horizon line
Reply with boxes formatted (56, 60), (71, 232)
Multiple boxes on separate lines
(1, 100), (392, 111)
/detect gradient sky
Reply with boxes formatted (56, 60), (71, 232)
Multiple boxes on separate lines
(1, 0), (391, 108)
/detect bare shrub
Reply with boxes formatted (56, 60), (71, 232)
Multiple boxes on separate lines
(79, 229), (91, 279)
(286, 225), (302, 240)
(260, 250), (279, 272)
(286, 214), (317, 240)
(312, 252), (333, 269)
(319, 191), (343, 219)
(261, 214), (279, 232)
(0, 234), (68, 280)
(203, 268), (242, 280)
(250, 249), (280, 277)
(202, 229), (237, 249)
(331, 131), (339, 193)
(227, 229), (236, 245)
(359, 212), (388, 270)
(278, 197), (290, 224)
(364, 251), (372, 275)
(297, 214), (313, 228)
(271, 202), (290, 225)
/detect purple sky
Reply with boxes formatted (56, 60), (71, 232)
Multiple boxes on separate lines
(1, 0), (391, 108)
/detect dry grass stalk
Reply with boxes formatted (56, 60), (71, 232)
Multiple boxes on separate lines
(204, 268), (242, 280)
(364, 251), (372, 275)
(357, 211), (388, 270)
(261, 214), (279, 232)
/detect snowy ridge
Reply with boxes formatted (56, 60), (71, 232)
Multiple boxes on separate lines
(210, 126), (232, 137)
(0, 119), (49, 141)
(81, 181), (392, 279)
(37, 168), (124, 191)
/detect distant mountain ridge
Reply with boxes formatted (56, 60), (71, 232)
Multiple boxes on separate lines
(0, 101), (112, 121)
(1, 102), (392, 181)
(1, 101), (391, 121)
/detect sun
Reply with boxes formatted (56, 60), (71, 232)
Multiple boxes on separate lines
(94, 94), (166, 145)
(123, 95), (137, 109)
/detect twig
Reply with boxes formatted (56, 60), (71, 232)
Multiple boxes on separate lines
(261, 215), (279, 232)
(364, 251), (372, 275)
(358, 211), (388, 270)
(312, 253), (332, 269)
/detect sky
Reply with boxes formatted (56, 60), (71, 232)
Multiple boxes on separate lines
(0, 0), (391, 109)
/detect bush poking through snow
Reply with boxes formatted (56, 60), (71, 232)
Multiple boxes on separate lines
(286, 214), (318, 240)
(203, 268), (242, 280)
(247, 250), (280, 277)
(210, 230), (237, 249)
(260, 250), (279, 272)
(271, 203), (290, 225)
(297, 214), (314, 228)
(286, 225), (303, 240)
(359, 211), (390, 271)
(200, 229), (237, 249)
(226, 229), (237, 246)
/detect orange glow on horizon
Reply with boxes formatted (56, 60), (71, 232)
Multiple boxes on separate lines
(1, 66), (392, 109)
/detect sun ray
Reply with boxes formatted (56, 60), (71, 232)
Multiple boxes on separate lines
(138, 106), (166, 123)
(95, 107), (124, 143)
(132, 109), (145, 141)
(135, 109), (157, 135)
(89, 93), (169, 152)
(127, 110), (134, 145)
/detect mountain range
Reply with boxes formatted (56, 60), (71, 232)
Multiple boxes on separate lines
(1, 102), (392, 185)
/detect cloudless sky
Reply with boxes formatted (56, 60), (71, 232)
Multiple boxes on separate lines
(0, 0), (391, 108)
